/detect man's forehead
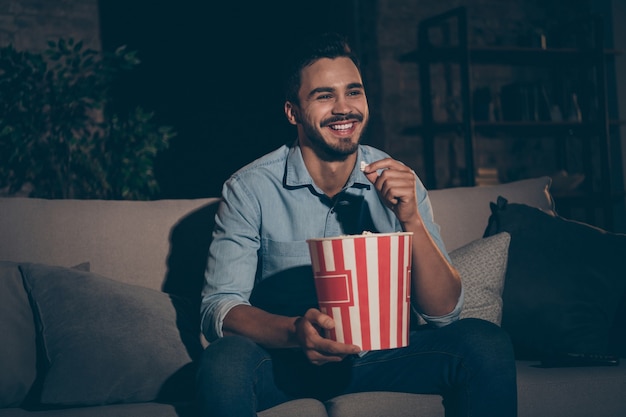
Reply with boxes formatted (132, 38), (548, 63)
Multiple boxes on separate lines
(299, 57), (363, 92)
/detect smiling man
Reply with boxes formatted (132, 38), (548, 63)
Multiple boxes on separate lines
(197, 32), (517, 417)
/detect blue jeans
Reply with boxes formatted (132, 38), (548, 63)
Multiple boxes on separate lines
(197, 318), (517, 417)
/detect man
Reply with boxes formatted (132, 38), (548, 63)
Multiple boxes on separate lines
(197, 32), (517, 416)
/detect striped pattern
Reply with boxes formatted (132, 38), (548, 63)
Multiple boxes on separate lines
(307, 233), (412, 350)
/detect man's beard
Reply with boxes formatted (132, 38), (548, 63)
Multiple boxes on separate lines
(302, 113), (368, 162)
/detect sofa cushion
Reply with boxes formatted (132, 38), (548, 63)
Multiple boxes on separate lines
(484, 198), (626, 358)
(452, 232), (510, 325)
(19, 263), (203, 407)
(414, 232), (510, 327)
(0, 261), (37, 408)
(428, 176), (554, 251)
(325, 392), (444, 417)
(515, 359), (626, 417)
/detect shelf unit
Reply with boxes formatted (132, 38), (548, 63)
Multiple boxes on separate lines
(401, 6), (624, 230)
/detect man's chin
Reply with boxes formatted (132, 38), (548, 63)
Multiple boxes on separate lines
(319, 138), (359, 160)
(302, 127), (362, 161)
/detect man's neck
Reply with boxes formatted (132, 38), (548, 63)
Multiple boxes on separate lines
(300, 144), (357, 198)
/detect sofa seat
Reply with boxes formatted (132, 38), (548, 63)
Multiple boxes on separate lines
(515, 360), (626, 417)
(319, 360), (626, 417)
(0, 399), (326, 417)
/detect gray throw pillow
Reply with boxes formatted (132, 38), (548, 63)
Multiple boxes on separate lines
(19, 263), (202, 407)
(452, 232), (510, 325)
(414, 232), (510, 327)
(0, 261), (37, 408)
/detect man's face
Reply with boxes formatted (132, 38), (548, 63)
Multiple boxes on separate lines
(286, 57), (369, 160)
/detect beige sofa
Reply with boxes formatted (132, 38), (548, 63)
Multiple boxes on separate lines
(1, 176), (625, 417)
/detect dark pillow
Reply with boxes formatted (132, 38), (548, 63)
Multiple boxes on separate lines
(19, 263), (202, 407)
(484, 197), (626, 359)
(0, 261), (37, 408)
(610, 293), (626, 357)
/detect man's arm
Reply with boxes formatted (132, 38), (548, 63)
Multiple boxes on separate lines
(363, 158), (462, 317)
(223, 305), (361, 365)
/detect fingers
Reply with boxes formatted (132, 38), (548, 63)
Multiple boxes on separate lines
(363, 158), (417, 205)
(362, 158), (414, 176)
(303, 308), (334, 330)
(296, 309), (361, 366)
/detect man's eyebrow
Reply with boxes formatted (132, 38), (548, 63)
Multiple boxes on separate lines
(307, 87), (334, 99)
(306, 83), (364, 99)
(347, 82), (364, 90)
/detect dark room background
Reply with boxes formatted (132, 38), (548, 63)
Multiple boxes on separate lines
(98, 1), (359, 198)
(2, 0), (624, 231)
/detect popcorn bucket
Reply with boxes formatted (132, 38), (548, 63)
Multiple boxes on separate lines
(306, 232), (413, 351)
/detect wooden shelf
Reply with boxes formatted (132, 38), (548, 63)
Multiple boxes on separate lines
(399, 46), (622, 67)
(402, 6), (624, 230)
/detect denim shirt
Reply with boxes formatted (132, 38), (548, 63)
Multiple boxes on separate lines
(200, 142), (463, 342)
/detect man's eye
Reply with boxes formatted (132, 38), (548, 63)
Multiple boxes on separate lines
(348, 90), (363, 97)
(316, 94), (333, 100)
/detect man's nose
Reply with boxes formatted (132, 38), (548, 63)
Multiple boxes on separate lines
(332, 95), (351, 115)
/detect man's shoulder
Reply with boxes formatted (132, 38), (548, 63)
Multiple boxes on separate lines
(230, 144), (290, 179)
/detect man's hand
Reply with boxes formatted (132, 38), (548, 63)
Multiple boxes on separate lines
(362, 158), (420, 225)
(294, 308), (361, 366)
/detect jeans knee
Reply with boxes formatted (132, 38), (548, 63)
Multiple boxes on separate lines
(444, 319), (517, 416)
(454, 318), (515, 365)
(197, 335), (266, 388)
(197, 336), (269, 416)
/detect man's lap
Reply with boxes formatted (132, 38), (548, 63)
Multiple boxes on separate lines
(198, 318), (516, 416)
(202, 318), (510, 399)
(343, 318), (510, 394)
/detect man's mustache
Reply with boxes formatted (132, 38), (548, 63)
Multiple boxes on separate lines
(321, 113), (364, 127)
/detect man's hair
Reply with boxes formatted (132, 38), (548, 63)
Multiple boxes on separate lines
(283, 32), (360, 105)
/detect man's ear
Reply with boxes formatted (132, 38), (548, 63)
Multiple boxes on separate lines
(284, 101), (299, 125)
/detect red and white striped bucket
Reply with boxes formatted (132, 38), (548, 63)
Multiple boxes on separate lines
(306, 232), (413, 351)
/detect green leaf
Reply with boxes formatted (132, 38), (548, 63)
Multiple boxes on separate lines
(0, 38), (172, 199)
(58, 38), (68, 53)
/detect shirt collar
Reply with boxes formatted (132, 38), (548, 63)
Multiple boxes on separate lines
(284, 141), (371, 192)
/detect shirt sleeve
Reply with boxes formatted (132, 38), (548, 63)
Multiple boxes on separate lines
(415, 285), (465, 327)
(200, 177), (260, 342)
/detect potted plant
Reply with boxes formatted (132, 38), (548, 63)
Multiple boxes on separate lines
(0, 38), (175, 199)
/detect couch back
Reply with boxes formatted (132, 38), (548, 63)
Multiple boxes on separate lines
(0, 197), (220, 292)
(428, 176), (553, 251)
(0, 176), (553, 291)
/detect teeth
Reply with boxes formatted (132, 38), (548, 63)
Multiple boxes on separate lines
(330, 123), (353, 130)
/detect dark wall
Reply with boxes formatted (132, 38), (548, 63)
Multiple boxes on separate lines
(99, 1), (357, 198)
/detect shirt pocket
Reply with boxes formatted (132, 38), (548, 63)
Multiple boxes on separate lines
(261, 238), (311, 279)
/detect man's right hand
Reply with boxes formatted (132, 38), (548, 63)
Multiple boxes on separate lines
(294, 308), (362, 366)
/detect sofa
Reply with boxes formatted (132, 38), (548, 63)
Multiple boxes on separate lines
(1, 176), (625, 417)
